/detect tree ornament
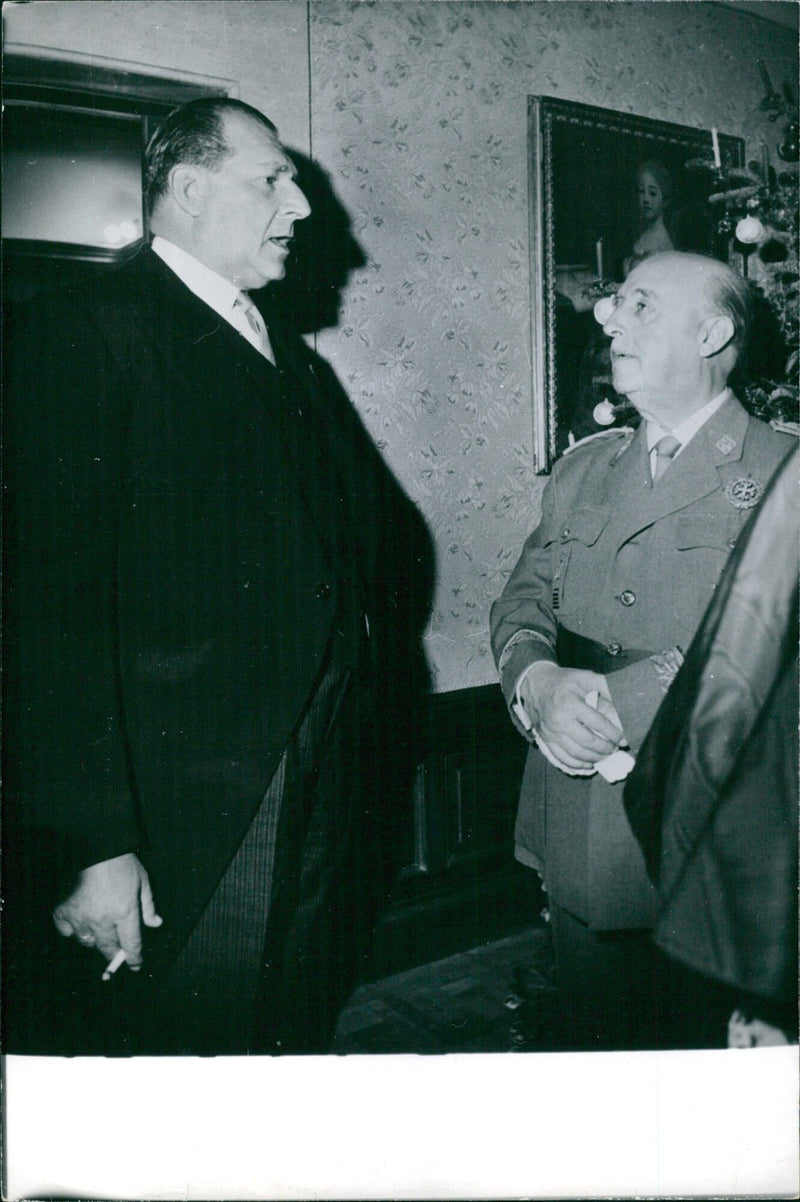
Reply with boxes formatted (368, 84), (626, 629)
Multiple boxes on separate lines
(593, 399), (616, 426)
(593, 296), (615, 325)
(735, 216), (766, 244)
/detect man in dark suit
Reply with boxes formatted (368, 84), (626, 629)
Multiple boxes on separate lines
(491, 252), (794, 1050)
(3, 97), (424, 1055)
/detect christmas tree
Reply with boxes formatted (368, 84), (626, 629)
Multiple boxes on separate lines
(696, 70), (799, 426)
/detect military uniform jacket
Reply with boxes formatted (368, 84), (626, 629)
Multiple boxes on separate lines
(490, 395), (793, 929)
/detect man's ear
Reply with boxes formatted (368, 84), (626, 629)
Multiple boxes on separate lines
(698, 313), (735, 358)
(168, 164), (205, 217)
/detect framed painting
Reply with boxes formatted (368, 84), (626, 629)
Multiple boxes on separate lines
(528, 96), (744, 471)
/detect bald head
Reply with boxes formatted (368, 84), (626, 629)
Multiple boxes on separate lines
(639, 252), (751, 359)
(601, 252), (749, 426)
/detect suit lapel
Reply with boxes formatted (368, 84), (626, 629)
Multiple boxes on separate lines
(132, 253), (346, 571)
(133, 247), (281, 398)
(611, 395), (750, 548)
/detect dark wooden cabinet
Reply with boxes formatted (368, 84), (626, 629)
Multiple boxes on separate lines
(368, 684), (542, 979)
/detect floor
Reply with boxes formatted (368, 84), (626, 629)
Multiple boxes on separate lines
(332, 922), (557, 1054)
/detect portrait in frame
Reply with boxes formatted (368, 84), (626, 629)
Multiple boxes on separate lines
(528, 96), (744, 471)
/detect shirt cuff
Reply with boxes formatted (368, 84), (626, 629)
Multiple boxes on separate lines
(511, 660), (547, 732)
(497, 629), (553, 676)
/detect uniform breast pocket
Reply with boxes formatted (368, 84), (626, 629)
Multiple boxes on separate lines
(673, 514), (740, 609)
(545, 507), (610, 617)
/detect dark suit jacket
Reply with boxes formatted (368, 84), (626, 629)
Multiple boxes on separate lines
(624, 446), (798, 1004)
(3, 246), (419, 975)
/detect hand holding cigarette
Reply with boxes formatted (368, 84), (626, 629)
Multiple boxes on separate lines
(102, 948), (127, 981)
(52, 852), (163, 981)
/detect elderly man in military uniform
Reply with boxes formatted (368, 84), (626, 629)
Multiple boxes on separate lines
(491, 251), (794, 1050)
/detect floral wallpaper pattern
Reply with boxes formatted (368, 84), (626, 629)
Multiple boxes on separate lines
(310, 0), (797, 691)
(6, 0), (797, 693)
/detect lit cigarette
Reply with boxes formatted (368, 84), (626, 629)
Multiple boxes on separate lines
(102, 949), (127, 981)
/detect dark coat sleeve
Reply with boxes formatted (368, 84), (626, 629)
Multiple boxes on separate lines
(3, 292), (145, 885)
(624, 446), (799, 1001)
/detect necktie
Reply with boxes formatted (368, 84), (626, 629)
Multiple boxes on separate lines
(234, 295), (275, 363)
(652, 434), (681, 483)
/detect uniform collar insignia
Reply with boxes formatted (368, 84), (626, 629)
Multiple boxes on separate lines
(610, 428), (636, 463)
(715, 434), (737, 456)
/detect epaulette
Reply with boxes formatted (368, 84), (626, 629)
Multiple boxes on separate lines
(770, 419), (800, 438)
(561, 426), (635, 457)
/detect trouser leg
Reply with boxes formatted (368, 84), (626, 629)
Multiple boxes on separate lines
(150, 752), (289, 1055)
(254, 672), (374, 1054)
(549, 902), (658, 1051)
(151, 666), (362, 1055)
(549, 902), (734, 1051)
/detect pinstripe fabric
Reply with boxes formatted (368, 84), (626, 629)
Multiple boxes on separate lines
(255, 666), (370, 1054)
(156, 663), (354, 1054)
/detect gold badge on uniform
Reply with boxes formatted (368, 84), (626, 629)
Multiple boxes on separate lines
(725, 477), (764, 509)
(715, 435), (736, 456)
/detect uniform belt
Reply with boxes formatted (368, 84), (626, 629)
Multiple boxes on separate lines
(556, 624), (652, 674)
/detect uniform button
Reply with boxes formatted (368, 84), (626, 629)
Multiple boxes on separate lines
(606, 642), (622, 656)
(561, 527), (571, 538)
(619, 590), (636, 607)
(315, 582), (332, 601)
(727, 537), (737, 550)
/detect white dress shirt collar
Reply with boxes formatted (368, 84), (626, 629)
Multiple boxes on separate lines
(151, 236), (275, 362)
(151, 236), (242, 321)
(646, 388), (732, 455)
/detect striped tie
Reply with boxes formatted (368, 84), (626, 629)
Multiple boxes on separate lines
(234, 295), (275, 363)
(652, 434), (681, 483)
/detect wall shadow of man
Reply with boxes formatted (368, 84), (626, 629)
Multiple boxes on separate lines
(256, 153), (437, 1004)
(256, 151), (369, 337)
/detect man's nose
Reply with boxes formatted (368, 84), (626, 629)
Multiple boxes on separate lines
(283, 179), (311, 220)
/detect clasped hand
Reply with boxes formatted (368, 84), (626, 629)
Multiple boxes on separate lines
(53, 852), (162, 973)
(520, 663), (624, 771)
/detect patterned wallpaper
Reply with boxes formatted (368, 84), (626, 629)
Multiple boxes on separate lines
(5, 0), (797, 693)
(310, 0), (797, 692)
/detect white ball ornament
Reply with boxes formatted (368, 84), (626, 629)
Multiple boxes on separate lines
(593, 399), (616, 426)
(593, 296), (615, 324)
(735, 216), (765, 245)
